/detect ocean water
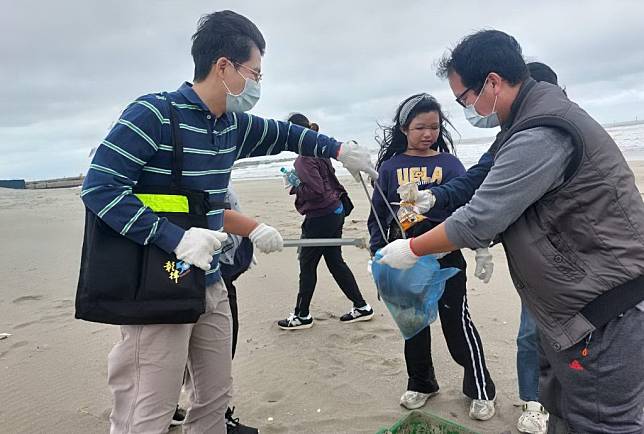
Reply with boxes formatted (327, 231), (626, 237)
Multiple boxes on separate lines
(231, 122), (644, 181)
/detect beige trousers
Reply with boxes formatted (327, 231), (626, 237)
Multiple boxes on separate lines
(107, 280), (232, 434)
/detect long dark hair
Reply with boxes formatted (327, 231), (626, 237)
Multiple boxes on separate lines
(375, 93), (456, 170)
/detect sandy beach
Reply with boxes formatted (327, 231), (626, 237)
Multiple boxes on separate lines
(2, 161), (644, 433)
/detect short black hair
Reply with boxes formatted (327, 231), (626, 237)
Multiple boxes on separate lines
(527, 62), (558, 86)
(437, 30), (529, 92)
(191, 10), (266, 82)
(286, 113), (310, 128)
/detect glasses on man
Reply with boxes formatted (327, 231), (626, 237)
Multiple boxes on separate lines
(233, 62), (263, 83)
(455, 87), (473, 108)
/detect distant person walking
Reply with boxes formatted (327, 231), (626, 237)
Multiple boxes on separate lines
(277, 113), (374, 330)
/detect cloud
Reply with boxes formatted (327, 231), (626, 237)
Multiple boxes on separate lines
(1, 0), (643, 179)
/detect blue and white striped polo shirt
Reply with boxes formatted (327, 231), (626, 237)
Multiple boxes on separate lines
(81, 82), (341, 284)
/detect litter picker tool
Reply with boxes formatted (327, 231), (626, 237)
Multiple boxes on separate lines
(282, 238), (367, 248)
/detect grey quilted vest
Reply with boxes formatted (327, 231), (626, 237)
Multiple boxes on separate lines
(490, 79), (644, 351)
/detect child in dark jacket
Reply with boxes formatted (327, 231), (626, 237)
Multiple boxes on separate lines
(277, 113), (373, 330)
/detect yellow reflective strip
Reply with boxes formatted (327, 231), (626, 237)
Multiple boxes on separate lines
(135, 194), (189, 213)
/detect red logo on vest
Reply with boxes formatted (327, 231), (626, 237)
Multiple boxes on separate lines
(568, 359), (584, 371)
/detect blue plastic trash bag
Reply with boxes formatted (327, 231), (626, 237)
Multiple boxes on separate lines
(372, 252), (459, 340)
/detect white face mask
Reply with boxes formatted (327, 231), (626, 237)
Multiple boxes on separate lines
(222, 68), (261, 113)
(463, 78), (500, 128)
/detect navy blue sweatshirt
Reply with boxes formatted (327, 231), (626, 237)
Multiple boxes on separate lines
(430, 152), (494, 211)
(368, 152), (466, 254)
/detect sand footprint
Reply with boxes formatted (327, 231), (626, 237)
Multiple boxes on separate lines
(349, 333), (381, 345)
(91, 327), (110, 335)
(13, 320), (39, 329)
(40, 312), (72, 321)
(263, 390), (285, 403)
(13, 312), (70, 329)
(53, 299), (74, 309)
(362, 355), (403, 376)
(326, 333), (350, 349)
(313, 310), (336, 322)
(12, 295), (44, 304)
(368, 325), (398, 337)
(10, 340), (29, 350)
(260, 422), (287, 433)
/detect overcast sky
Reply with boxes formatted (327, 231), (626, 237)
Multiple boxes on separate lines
(2, 0), (643, 180)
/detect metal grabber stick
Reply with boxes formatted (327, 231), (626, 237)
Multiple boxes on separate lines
(281, 172), (406, 249)
(357, 173), (406, 241)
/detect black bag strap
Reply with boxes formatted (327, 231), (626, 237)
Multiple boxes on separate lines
(165, 94), (184, 189)
(581, 275), (644, 328)
(164, 93), (232, 212)
(209, 200), (231, 210)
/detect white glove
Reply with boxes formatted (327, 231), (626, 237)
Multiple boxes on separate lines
(336, 140), (379, 182)
(249, 223), (283, 253)
(174, 228), (229, 271)
(377, 239), (420, 270)
(396, 182), (418, 202)
(474, 248), (494, 283)
(395, 183), (436, 214)
(415, 190), (436, 214)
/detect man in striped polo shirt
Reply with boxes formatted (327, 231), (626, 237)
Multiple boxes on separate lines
(81, 10), (377, 434)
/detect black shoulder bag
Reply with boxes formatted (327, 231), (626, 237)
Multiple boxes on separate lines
(75, 98), (223, 325)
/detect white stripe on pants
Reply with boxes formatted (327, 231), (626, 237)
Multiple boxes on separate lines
(108, 280), (232, 434)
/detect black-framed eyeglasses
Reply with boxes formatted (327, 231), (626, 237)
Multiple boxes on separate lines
(455, 87), (473, 108)
(233, 61), (263, 82)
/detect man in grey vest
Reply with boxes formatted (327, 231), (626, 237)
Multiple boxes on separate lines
(378, 30), (644, 433)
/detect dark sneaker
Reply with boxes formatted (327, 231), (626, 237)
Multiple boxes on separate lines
(170, 405), (186, 426)
(340, 304), (374, 323)
(277, 313), (313, 330)
(226, 407), (259, 434)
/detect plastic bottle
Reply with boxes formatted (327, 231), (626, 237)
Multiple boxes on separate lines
(280, 167), (301, 187)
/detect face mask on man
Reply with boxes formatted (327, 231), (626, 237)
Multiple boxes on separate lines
(222, 64), (261, 112)
(463, 77), (500, 128)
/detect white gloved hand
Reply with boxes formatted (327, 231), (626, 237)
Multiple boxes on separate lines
(377, 239), (420, 270)
(249, 223), (283, 253)
(174, 227), (229, 271)
(474, 247), (494, 283)
(415, 190), (436, 214)
(396, 182), (418, 202)
(336, 140), (379, 182)
(395, 183), (435, 214)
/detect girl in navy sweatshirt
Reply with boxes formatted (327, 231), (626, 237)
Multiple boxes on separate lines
(368, 94), (497, 420)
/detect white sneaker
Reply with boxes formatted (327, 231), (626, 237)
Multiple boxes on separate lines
(469, 396), (496, 421)
(399, 390), (438, 410)
(517, 401), (549, 434)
